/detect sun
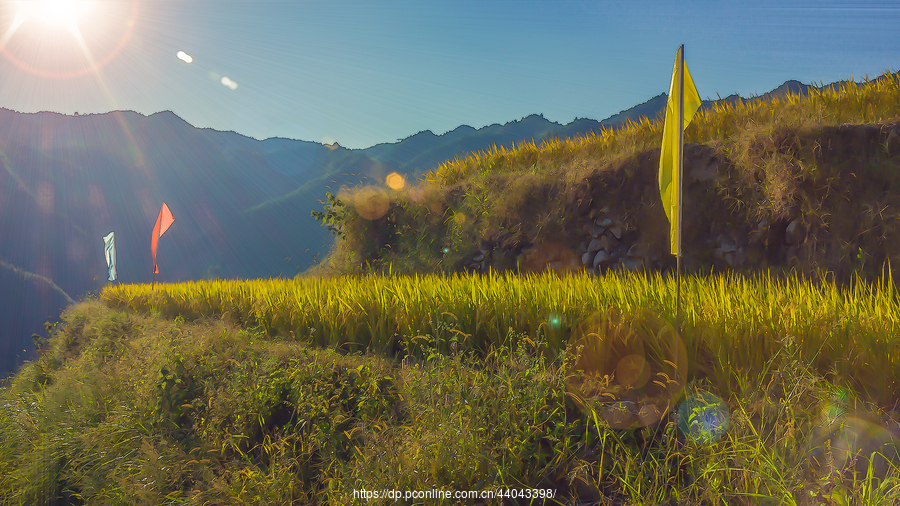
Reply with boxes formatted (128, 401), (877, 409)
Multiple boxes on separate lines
(1, 0), (136, 78)
(13, 0), (96, 34)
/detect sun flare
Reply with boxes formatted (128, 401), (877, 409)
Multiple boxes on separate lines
(13, 0), (95, 34)
(1, 0), (136, 78)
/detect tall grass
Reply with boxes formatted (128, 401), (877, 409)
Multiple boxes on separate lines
(103, 270), (900, 406)
(422, 72), (900, 186)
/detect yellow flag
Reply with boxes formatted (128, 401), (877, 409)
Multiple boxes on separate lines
(659, 46), (701, 256)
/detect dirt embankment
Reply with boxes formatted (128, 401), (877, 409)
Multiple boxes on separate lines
(440, 121), (900, 283)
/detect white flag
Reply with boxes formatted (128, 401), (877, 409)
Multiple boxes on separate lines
(103, 232), (117, 281)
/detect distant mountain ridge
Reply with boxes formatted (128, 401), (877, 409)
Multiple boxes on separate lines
(0, 75), (866, 379)
(362, 114), (602, 177)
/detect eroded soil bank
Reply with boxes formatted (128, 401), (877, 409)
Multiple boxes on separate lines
(337, 121), (900, 284)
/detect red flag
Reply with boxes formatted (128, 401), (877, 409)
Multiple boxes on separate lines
(151, 202), (175, 274)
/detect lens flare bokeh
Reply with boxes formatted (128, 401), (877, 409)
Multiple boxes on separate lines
(385, 172), (406, 190)
(805, 389), (900, 482)
(566, 309), (688, 430)
(353, 186), (390, 221)
(676, 390), (730, 444)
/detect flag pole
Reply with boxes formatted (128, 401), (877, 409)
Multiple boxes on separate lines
(676, 44), (684, 337)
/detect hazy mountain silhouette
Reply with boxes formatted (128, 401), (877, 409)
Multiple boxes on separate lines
(0, 76), (857, 379)
(362, 114), (604, 176)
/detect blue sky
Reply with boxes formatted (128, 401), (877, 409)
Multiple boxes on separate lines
(0, 0), (898, 149)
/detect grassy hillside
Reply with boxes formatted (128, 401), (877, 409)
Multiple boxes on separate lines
(5, 71), (900, 505)
(312, 72), (900, 281)
(6, 273), (900, 504)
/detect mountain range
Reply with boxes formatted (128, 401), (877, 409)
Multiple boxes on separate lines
(0, 77), (828, 378)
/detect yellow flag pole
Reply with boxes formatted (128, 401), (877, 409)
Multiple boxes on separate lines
(676, 44), (684, 337)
